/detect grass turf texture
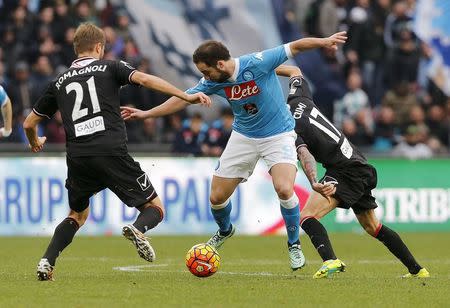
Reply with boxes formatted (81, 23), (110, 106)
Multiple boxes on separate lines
(0, 233), (448, 307)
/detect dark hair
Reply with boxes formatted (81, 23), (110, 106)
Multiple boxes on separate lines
(192, 40), (231, 66)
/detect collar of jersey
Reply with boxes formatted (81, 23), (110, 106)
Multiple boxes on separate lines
(227, 58), (240, 82)
(71, 57), (98, 68)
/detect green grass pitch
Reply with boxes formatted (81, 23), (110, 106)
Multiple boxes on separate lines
(0, 233), (449, 307)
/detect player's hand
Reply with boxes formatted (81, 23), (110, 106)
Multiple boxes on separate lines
(312, 182), (336, 204)
(29, 136), (47, 153)
(185, 92), (211, 107)
(120, 106), (148, 121)
(323, 31), (347, 51)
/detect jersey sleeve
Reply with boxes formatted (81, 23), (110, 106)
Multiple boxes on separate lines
(186, 78), (215, 95)
(252, 44), (293, 73)
(112, 60), (138, 86)
(0, 86), (8, 107)
(33, 84), (58, 119)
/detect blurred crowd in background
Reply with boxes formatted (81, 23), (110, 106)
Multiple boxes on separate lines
(0, 0), (449, 159)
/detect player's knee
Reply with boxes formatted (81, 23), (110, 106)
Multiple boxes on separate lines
(274, 183), (294, 200)
(209, 193), (228, 207)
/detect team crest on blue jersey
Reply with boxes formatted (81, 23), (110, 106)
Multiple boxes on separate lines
(243, 70), (254, 81)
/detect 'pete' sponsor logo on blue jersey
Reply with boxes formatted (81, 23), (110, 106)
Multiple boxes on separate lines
(224, 80), (260, 101)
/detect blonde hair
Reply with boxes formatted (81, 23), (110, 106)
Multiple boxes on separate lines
(73, 23), (106, 55)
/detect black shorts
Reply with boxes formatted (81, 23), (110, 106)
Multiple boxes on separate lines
(320, 163), (378, 214)
(65, 154), (158, 212)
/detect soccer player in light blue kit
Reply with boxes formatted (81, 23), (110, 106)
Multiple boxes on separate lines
(0, 85), (13, 138)
(121, 31), (347, 270)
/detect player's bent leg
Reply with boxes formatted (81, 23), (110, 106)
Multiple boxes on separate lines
(300, 193), (345, 278)
(270, 163), (305, 270)
(122, 197), (164, 262)
(207, 176), (241, 250)
(356, 209), (429, 278)
(37, 207), (88, 281)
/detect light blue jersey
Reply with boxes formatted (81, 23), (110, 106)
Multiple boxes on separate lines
(0, 85), (7, 107)
(187, 44), (294, 138)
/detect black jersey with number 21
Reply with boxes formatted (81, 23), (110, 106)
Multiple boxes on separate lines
(287, 77), (367, 169)
(33, 57), (137, 157)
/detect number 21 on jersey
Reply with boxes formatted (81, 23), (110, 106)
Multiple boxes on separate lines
(66, 76), (105, 137)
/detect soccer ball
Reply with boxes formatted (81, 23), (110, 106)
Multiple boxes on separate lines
(185, 243), (220, 277)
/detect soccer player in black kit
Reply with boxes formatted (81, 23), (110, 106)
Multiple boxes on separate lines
(276, 65), (429, 279)
(23, 23), (210, 281)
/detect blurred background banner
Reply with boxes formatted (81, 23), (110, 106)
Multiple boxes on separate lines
(0, 157), (449, 236)
(414, 0), (450, 96)
(125, 0), (283, 89)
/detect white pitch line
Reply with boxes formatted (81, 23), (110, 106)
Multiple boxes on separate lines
(112, 266), (305, 277)
(113, 264), (169, 272)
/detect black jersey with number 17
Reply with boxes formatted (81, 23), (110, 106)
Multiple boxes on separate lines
(287, 77), (367, 169)
(33, 57), (137, 157)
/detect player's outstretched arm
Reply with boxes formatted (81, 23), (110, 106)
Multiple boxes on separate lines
(0, 98), (12, 138)
(130, 71), (211, 105)
(288, 31), (347, 56)
(23, 112), (47, 152)
(275, 65), (302, 78)
(121, 96), (196, 121)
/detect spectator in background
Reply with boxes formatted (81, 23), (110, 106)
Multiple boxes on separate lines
(334, 70), (371, 128)
(36, 6), (55, 39)
(72, 0), (99, 26)
(283, 0), (313, 33)
(203, 108), (234, 157)
(141, 117), (164, 143)
(164, 112), (184, 143)
(10, 5), (34, 47)
(104, 26), (124, 58)
(318, 0), (347, 38)
(122, 39), (140, 64)
(172, 113), (208, 156)
(392, 124), (433, 159)
(373, 105), (399, 151)
(30, 55), (54, 97)
(342, 116), (373, 147)
(7, 62), (33, 119)
(384, 0), (412, 49)
(345, 0), (389, 104)
(426, 104), (449, 147)
(387, 28), (420, 88)
(115, 9), (132, 40)
(59, 27), (76, 64)
(52, 0), (71, 44)
(382, 81), (418, 126)
(407, 105), (427, 129)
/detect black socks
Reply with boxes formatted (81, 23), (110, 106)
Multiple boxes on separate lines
(133, 206), (163, 233)
(43, 217), (79, 266)
(375, 224), (422, 274)
(301, 217), (337, 261)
